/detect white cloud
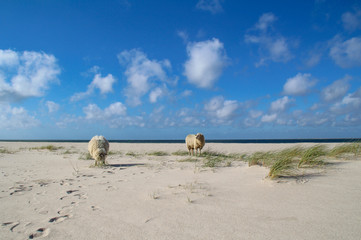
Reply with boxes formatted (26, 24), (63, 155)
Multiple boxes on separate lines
(0, 103), (39, 129)
(181, 90), (192, 97)
(71, 72), (116, 102)
(342, 10), (361, 32)
(184, 38), (227, 89)
(329, 36), (361, 68)
(204, 96), (238, 124)
(255, 12), (277, 31)
(270, 96), (294, 112)
(245, 13), (293, 66)
(0, 50), (60, 102)
(177, 30), (189, 43)
(261, 113), (277, 123)
(149, 87), (166, 103)
(46, 101), (59, 113)
(118, 49), (171, 106)
(196, 0), (223, 14)
(0, 49), (19, 66)
(283, 73), (316, 96)
(321, 76), (351, 102)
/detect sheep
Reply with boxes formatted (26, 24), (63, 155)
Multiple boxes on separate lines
(88, 135), (110, 166)
(185, 133), (205, 156)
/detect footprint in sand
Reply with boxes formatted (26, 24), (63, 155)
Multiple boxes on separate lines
(28, 228), (50, 239)
(49, 214), (72, 223)
(91, 205), (100, 211)
(2, 221), (20, 232)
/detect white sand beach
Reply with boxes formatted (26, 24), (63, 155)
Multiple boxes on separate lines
(1, 142), (361, 239)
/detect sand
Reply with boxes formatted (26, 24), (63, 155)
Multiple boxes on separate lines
(0, 142), (361, 239)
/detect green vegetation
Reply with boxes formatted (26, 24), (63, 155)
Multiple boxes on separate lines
(126, 151), (141, 157)
(172, 150), (189, 156)
(108, 151), (122, 155)
(242, 143), (361, 180)
(0, 148), (14, 154)
(148, 151), (169, 156)
(329, 142), (361, 158)
(178, 158), (198, 163)
(31, 145), (64, 151)
(201, 150), (241, 168)
(298, 145), (327, 168)
(78, 152), (93, 160)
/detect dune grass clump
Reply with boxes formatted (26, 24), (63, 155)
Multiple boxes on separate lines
(148, 151), (169, 156)
(172, 150), (189, 156)
(201, 150), (241, 168)
(78, 152), (93, 160)
(247, 151), (276, 167)
(32, 145), (64, 151)
(268, 156), (295, 179)
(108, 151), (122, 155)
(0, 147), (14, 154)
(178, 158), (198, 163)
(126, 151), (141, 157)
(329, 142), (361, 158)
(298, 145), (327, 168)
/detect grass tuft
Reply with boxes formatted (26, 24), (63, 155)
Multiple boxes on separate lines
(178, 158), (198, 163)
(31, 145), (64, 151)
(329, 142), (361, 158)
(0, 148), (14, 154)
(298, 145), (327, 168)
(78, 152), (93, 160)
(148, 151), (169, 156)
(268, 156), (295, 179)
(172, 150), (189, 156)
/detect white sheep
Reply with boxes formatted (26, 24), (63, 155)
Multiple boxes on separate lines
(185, 133), (205, 156)
(88, 135), (110, 166)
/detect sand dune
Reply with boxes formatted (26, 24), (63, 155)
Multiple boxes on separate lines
(0, 142), (360, 239)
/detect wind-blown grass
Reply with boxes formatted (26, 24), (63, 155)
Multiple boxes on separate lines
(298, 145), (327, 168)
(268, 156), (295, 179)
(329, 142), (361, 158)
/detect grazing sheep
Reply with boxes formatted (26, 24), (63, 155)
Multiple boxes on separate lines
(88, 135), (110, 166)
(186, 133), (205, 156)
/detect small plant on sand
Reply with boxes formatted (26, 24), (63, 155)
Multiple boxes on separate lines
(126, 151), (141, 157)
(329, 142), (361, 158)
(172, 150), (189, 156)
(148, 151), (169, 156)
(78, 152), (93, 160)
(32, 145), (64, 151)
(268, 156), (295, 179)
(0, 148), (14, 154)
(178, 157), (198, 163)
(247, 151), (276, 167)
(108, 151), (122, 155)
(298, 145), (327, 168)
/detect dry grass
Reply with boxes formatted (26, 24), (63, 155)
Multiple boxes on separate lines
(172, 150), (189, 156)
(148, 151), (169, 156)
(31, 145), (64, 151)
(245, 143), (361, 180)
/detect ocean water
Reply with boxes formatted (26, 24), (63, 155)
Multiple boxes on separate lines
(0, 138), (360, 143)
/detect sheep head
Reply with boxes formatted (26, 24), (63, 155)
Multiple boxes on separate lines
(94, 148), (107, 162)
(195, 133), (204, 140)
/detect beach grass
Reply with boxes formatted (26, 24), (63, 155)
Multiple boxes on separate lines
(298, 145), (327, 168)
(31, 145), (64, 151)
(172, 150), (189, 156)
(244, 143), (361, 179)
(329, 142), (361, 158)
(126, 151), (141, 157)
(0, 147), (14, 154)
(78, 152), (93, 160)
(148, 151), (169, 156)
(178, 157), (198, 162)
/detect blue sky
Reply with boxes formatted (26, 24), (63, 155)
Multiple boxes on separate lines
(1, 0), (361, 140)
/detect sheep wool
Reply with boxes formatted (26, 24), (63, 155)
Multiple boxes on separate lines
(88, 135), (110, 166)
(185, 133), (205, 156)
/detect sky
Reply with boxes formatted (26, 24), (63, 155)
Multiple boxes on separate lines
(1, 0), (361, 140)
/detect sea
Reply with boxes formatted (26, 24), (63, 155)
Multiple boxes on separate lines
(0, 138), (360, 143)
